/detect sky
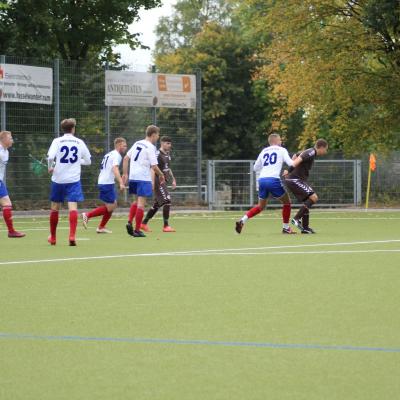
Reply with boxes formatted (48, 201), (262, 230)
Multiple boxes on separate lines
(114, 0), (177, 71)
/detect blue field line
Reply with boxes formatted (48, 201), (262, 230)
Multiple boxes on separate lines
(0, 332), (399, 353)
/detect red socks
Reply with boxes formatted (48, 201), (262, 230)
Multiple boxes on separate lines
(69, 210), (78, 239)
(135, 207), (144, 231)
(2, 205), (15, 233)
(99, 210), (112, 229)
(282, 204), (291, 224)
(246, 205), (262, 219)
(128, 202), (137, 224)
(49, 210), (59, 238)
(87, 206), (107, 219)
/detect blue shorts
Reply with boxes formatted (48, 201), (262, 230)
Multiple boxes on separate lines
(99, 184), (117, 204)
(129, 180), (153, 197)
(0, 180), (8, 198)
(258, 178), (286, 199)
(50, 181), (84, 203)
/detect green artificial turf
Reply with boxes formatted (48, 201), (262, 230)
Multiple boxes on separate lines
(0, 211), (399, 399)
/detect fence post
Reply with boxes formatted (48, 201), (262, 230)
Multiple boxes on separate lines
(355, 159), (362, 206)
(249, 161), (254, 206)
(207, 160), (214, 210)
(105, 61), (110, 152)
(151, 65), (157, 125)
(54, 58), (60, 137)
(196, 69), (202, 203)
(1, 55), (6, 131)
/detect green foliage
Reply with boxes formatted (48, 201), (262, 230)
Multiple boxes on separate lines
(244, 0), (400, 155)
(155, 0), (273, 159)
(0, 0), (162, 62)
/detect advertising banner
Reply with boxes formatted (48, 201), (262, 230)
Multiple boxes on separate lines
(0, 64), (52, 104)
(105, 70), (196, 109)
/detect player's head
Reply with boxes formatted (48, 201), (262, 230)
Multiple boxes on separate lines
(315, 138), (328, 155)
(146, 125), (160, 144)
(60, 118), (76, 134)
(114, 137), (127, 155)
(0, 130), (13, 148)
(268, 133), (282, 146)
(160, 135), (172, 152)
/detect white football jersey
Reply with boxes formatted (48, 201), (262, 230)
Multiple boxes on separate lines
(253, 145), (293, 179)
(127, 139), (157, 182)
(0, 144), (9, 182)
(98, 149), (122, 185)
(47, 134), (91, 184)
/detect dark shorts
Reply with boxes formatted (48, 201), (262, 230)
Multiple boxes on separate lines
(129, 180), (153, 198)
(98, 184), (117, 204)
(0, 180), (8, 198)
(258, 178), (286, 199)
(50, 181), (84, 203)
(154, 181), (171, 207)
(284, 178), (315, 202)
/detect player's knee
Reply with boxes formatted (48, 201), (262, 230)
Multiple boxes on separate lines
(310, 194), (318, 203)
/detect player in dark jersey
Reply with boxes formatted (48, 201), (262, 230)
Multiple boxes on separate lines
(141, 136), (177, 232)
(284, 139), (328, 233)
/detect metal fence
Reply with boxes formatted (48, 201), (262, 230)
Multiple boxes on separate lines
(207, 155), (400, 209)
(1, 55), (202, 210)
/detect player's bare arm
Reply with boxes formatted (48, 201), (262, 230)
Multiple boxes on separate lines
(169, 169), (177, 189)
(152, 165), (165, 184)
(112, 165), (125, 190)
(122, 154), (130, 185)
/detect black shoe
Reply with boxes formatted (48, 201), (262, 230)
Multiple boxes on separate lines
(282, 227), (297, 234)
(291, 218), (304, 232)
(133, 230), (146, 237)
(301, 227), (316, 234)
(235, 220), (244, 234)
(126, 222), (134, 236)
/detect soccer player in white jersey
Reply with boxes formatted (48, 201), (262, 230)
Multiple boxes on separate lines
(47, 118), (91, 246)
(81, 137), (127, 233)
(122, 125), (165, 237)
(235, 133), (303, 234)
(0, 131), (25, 238)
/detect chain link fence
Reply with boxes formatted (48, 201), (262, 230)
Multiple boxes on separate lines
(1, 55), (201, 210)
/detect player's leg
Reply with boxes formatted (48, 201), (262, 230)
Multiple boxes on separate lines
(300, 193), (318, 234)
(235, 178), (268, 234)
(126, 181), (138, 236)
(292, 193), (318, 233)
(48, 202), (60, 245)
(66, 181), (84, 246)
(48, 182), (64, 245)
(133, 195), (146, 237)
(141, 201), (159, 232)
(97, 201), (116, 233)
(277, 192), (296, 234)
(0, 190), (25, 238)
(133, 181), (153, 237)
(162, 203), (175, 232)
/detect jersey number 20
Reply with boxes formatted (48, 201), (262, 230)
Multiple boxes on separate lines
(263, 152), (277, 166)
(60, 146), (78, 164)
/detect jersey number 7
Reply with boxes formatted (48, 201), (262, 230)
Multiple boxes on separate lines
(134, 147), (143, 161)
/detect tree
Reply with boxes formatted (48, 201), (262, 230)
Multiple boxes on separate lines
(244, 0), (400, 155)
(0, 0), (161, 62)
(154, 0), (272, 160)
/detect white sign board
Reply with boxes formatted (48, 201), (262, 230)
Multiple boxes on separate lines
(155, 74), (196, 109)
(105, 70), (156, 107)
(105, 71), (196, 109)
(0, 64), (52, 104)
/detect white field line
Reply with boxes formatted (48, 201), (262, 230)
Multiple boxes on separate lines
(0, 239), (399, 266)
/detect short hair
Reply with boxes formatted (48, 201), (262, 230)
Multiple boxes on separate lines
(60, 118), (76, 133)
(268, 133), (281, 145)
(146, 125), (160, 137)
(0, 130), (11, 141)
(160, 135), (172, 143)
(315, 138), (328, 148)
(114, 137), (126, 146)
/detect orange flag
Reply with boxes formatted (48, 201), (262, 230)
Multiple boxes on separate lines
(369, 153), (376, 171)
